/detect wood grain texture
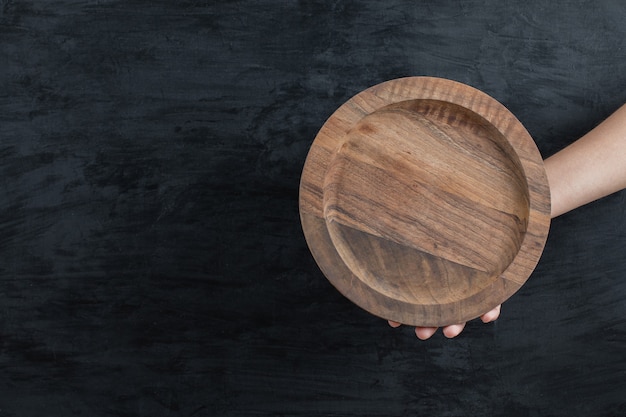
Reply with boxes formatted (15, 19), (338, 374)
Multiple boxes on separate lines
(300, 77), (551, 326)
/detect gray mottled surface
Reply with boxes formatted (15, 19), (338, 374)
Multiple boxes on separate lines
(1, 1), (625, 416)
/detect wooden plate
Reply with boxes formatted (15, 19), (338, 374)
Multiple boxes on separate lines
(299, 77), (551, 327)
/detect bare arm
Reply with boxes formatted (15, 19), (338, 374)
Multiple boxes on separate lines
(546, 103), (626, 218)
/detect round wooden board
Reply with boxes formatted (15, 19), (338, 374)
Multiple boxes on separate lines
(299, 77), (551, 327)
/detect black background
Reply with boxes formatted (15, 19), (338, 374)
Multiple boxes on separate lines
(1, 1), (626, 416)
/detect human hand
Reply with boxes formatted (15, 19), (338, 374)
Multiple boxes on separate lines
(387, 304), (501, 340)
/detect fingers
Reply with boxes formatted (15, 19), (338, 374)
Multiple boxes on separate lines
(480, 305), (501, 323)
(388, 305), (501, 340)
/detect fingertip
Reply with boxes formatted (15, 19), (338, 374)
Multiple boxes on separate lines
(481, 305), (501, 323)
(442, 323), (466, 338)
(388, 320), (402, 328)
(415, 327), (438, 340)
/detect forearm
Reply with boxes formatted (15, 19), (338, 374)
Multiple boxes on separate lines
(544, 103), (626, 218)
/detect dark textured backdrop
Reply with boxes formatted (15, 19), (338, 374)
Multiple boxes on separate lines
(1, 1), (626, 416)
